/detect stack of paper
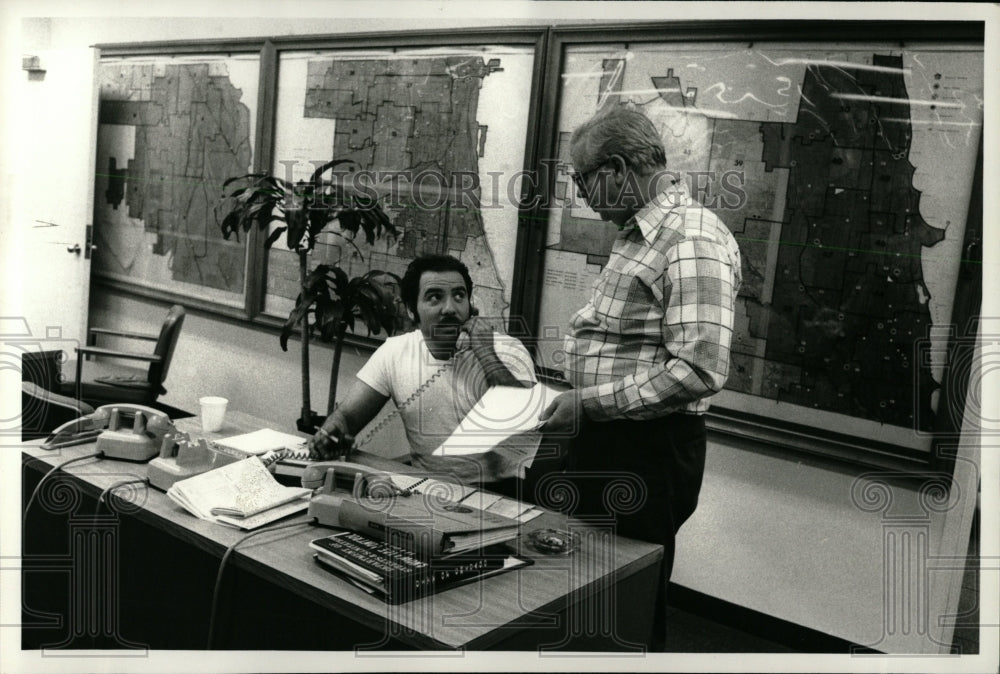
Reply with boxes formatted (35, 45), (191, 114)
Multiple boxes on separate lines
(167, 456), (311, 530)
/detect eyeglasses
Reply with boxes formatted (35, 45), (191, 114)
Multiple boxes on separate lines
(570, 163), (602, 197)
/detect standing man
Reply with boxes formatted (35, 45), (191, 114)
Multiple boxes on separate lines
(538, 107), (742, 651)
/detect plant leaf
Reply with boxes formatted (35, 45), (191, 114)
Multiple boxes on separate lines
(264, 226), (286, 248)
(311, 159), (356, 185)
(315, 299), (345, 342)
(285, 207), (309, 250)
(328, 265), (350, 298)
(280, 281), (326, 351)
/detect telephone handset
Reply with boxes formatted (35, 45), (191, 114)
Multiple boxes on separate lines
(301, 460), (396, 494)
(43, 403), (176, 461)
(304, 460), (413, 528)
(147, 432), (248, 491)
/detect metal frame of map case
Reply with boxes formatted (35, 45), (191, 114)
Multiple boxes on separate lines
(92, 50), (262, 318)
(260, 40), (541, 333)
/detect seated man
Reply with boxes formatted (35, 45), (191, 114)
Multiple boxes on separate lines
(308, 254), (536, 487)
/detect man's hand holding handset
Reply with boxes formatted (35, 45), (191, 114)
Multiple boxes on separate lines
(456, 316), (530, 388)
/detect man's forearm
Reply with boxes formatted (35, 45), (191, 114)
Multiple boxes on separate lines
(321, 408), (355, 436)
(579, 357), (725, 421)
(472, 343), (531, 387)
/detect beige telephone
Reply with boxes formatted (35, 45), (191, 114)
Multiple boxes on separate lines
(303, 460), (404, 529)
(301, 460), (394, 493)
(147, 432), (248, 491)
(43, 403), (176, 462)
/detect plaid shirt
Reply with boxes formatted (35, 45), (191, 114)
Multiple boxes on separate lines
(563, 184), (742, 421)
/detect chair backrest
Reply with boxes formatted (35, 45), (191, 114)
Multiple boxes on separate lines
(148, 305), (186, 391)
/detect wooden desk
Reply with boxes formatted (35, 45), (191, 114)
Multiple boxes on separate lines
(21, 411), (662, 651)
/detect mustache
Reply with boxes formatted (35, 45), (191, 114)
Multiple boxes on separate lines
(430, 320), (463, 339)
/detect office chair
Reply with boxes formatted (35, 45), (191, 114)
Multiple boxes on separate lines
(60, 304), (186, 411)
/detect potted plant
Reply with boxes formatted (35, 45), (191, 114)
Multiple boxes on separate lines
(216, 159), (404, 432)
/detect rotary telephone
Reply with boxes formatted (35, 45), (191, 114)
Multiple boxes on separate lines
(303, 460), (419, 528)
(147, 432), (251, 491)
(43, 403), (177, 462)
(301, 460), (395, 493)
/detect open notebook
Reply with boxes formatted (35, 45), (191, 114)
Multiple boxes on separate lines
(166, 456), (310, 530)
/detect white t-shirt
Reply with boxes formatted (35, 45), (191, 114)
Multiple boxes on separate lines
(356, 329), (537, 484)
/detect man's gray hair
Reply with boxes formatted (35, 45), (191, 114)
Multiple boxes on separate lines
(569, 106), (667, 174)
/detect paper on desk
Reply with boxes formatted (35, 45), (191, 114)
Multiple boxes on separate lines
(388, 472), (544, 523)
(462, 490), (537, 521)
(432, 383), (560, 459)
(213, 495), (310, 530)
(214, 428), (308, 456)
(167, 457), (310, 524)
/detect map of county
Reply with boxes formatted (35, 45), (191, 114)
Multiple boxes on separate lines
(752, 55), (942, 429)
(265, 55), (511, 324)
(93, 60), (256, 303)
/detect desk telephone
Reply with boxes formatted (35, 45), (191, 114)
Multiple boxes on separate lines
(43, 403), (176, 461)
(42, 403), (256, 490)
(303, 461), (403, 528)
(147, 433), (250, 491)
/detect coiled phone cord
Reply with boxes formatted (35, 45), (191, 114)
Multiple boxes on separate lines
(95, 478), (150, 524)
(351, 356), (457, 451)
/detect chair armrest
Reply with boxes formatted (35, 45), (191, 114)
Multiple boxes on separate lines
(21, 381), (95, 416)
(89, 327), (159, 341)
(75, 346), (162, 363)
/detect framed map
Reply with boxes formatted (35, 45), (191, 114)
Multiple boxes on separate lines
(92, 53), (259, 310)
(534, 38), (983, 464)
(262, 44), (537, 328)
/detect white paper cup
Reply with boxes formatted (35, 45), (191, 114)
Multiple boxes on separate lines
(199, 396), (229, 433)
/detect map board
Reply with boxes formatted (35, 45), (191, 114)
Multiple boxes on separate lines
(262, 46), (536, 328)
(92, 54), (259, 307)
(536, 43), (983, 450)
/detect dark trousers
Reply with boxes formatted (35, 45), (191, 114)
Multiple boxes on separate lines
(522, 413), (707, 651)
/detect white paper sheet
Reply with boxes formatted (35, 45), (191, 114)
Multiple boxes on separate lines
(432, 383), (561, 458)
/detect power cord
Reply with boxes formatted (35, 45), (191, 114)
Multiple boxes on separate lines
(206, 519), (312, 649)
(22, 451), (104, 531)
